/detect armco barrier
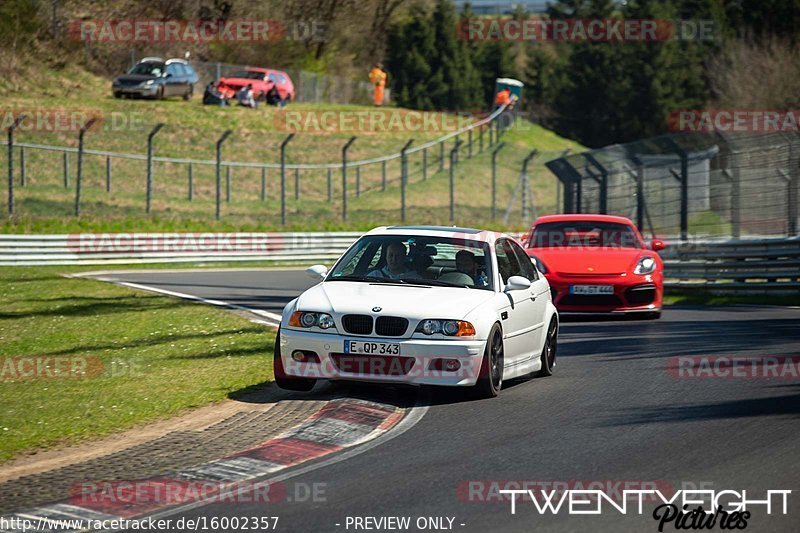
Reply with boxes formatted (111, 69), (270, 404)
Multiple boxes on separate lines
(660, 237), (800, 293)
(1, 234), (798, 295)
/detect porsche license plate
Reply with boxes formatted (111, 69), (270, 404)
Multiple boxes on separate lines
(344, 340), (400, 355)
(570, 284), (614, 295)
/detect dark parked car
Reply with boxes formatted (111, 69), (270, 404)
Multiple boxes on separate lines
(112, 58), (198, 100)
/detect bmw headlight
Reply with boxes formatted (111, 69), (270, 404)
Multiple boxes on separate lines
(530, 255), (548, 274)
(416, 319), (475, 337)
(634, 256), (656, 275)
(289, 311), (336, 330)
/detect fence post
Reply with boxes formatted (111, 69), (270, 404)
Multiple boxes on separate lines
(341, 136), (356, 221)
(479, 125), (484, 153)
(294, 168), (300, 200)
(468, 129), (473, 158)
(261, 167), (266, 201)
(280, 133), (294, 225)
(226, 166), (232, 203)
(422, 148), (428, 180)
(400, 140), (413, 222)
(520, 150), (538, 223)
(75, 117), (97, 217)
(356, 166), (361, 197)
(449, 139), (463, 223)
(583, 154), (608, 214)
(381, 160), (387, 191)
(188, 163), (193, 201)
(146, 122), (165, 214)
(19, 147), (25, 187)
(6, 115), (25, 215)
(491, 142), (506, 220)
(327, 168), (332, 202)
(63, 152), (69, 189)
(215, 129), (233, 220)
(105, 155), (111, 192)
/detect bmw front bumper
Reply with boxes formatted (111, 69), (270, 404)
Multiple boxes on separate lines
(279, 328), (487, 386)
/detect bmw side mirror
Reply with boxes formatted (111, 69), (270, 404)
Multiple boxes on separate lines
(504, 276), (531, 292)
(651, 239), (666, 252)
(306, 264), (328, 280)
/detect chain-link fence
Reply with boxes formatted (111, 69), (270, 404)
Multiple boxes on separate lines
(545, 131), (800, 239)
(1, 107), (516, 229)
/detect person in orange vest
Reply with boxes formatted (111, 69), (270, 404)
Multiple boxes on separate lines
(494, 88), (511, 107)
(369, 63), (387, 106)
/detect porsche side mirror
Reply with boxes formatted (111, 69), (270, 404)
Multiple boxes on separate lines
(651, 239), (666, 252)
(306, 264), (328, 280)
(505, 276), (532, 292)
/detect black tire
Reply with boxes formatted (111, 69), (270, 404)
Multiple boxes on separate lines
(156, 86), (165, 100)
(113, 92), (122, 99)
(536, 319), (557, 377)
(473, 324), (504, 398)
(183, 85), (193, 101)
(273, 328), (316, 392)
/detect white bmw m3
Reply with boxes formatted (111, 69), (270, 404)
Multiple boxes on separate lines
(275, 226), (558, 398)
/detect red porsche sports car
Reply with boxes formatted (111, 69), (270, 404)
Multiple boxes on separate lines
(524, 214), (666, 318)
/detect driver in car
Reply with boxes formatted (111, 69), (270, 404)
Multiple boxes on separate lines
(368, 241), (415, 280)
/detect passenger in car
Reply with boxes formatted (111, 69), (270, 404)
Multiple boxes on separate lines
(456, 250), (489, 287)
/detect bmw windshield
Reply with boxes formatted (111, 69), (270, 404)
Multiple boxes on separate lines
(327, 235), (495, 291)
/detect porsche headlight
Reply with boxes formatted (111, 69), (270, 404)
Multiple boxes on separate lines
(416, 319), (475, 337)
(634, 256), (656, 275)
(530, 255), (548, 274)
(289, 311), (336, 330)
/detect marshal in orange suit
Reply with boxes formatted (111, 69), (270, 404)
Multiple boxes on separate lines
(369, 63), (387, 106)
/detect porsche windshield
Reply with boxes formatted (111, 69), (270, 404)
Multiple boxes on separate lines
(327, 235), (495, 290)
(530, 221), (643, 248)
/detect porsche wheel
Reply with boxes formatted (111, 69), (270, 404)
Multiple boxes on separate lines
(474, 324), (503, 398)
(537, 319), (557, 377)
(273, 328), (316, 392)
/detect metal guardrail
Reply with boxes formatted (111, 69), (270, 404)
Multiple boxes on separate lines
(0, 231), (529, 266)
(3, 233), (799, 295)
(661, 237), (800, 292)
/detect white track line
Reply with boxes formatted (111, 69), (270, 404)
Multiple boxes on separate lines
(100, 279), (283, 328)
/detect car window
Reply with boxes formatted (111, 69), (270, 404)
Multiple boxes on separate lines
(166, 64), (180, 77)
(268, 73), (278, 83)
(183, 64), (196, 76)
(495, 239), (524, 283)
(278, 74), (287, 83)
(129, 62), (164, 76)
(327, 235), (494, 290)
(530, 221), (643, 248)
(510, 241), (539, 281)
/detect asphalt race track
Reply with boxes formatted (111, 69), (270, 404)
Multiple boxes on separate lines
(94, 269), (800, 532)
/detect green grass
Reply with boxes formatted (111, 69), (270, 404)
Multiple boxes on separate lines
(0, 60), (583, 233)
(0, 266), (276, 463)
(664, 290), (800, 307)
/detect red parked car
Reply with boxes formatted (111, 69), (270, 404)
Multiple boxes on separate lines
(218, 68), (295, 103)
(524, 214), (666, 318)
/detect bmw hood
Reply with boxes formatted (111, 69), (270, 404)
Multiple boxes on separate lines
(295, 281), (495, 321)
(529, 248), (647, 275)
